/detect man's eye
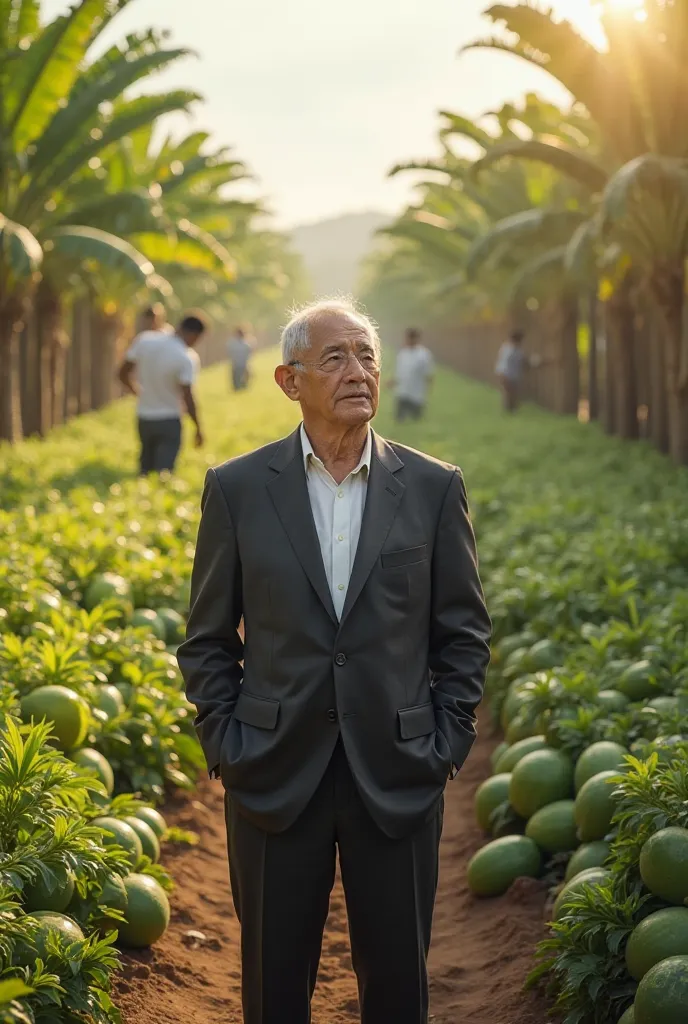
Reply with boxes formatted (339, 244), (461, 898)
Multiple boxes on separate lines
(324, 354), (344, 367)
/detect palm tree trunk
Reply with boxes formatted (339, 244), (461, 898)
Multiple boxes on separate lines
(36, 281), (69, 429)
(604, 290), (638, 440)
(647, 316), (669, 454)
(0, 324), (24, 443)
(558, 294), (580, 416)
(0, 298), (26, 443)
(20, 308), (41, 437)
(91, 306), (124, 408)
(588, 292), (599, 421)
(662, 305), (688, 463)
(73, 298), (92, 415)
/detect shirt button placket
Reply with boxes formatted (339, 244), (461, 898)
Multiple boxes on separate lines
(333, 481), (348, 614)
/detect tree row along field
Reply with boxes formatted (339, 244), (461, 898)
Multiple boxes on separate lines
(3, 352), (688, 1023)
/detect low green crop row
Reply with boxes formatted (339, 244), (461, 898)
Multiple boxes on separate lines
(458, 394), (688, 1022)
(0, 358), (298, 1024)
(5, 356), (688, 1023)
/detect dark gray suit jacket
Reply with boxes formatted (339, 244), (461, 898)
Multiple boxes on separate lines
(177, 427), (491, 838)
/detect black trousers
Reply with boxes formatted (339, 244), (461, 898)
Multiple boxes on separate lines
(137, 417), (182, 475)
(231, 365), (249, 390)
(224, 739), (443, 1024)
(396, 397), (425, 422)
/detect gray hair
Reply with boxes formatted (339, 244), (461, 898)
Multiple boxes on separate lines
(280, 297), (380, 365)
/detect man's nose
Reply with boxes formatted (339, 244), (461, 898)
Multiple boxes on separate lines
(345, 355), (367, 381)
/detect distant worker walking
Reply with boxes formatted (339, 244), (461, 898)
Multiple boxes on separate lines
(118, 314), (207, 475)
(393, 327), (435, 422)
(495, 329), (530, 413)
(227, 325), (253, 391)
(136, 302), (174, 336)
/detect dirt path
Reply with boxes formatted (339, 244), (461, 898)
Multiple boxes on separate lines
(114, 724), (551, 1024)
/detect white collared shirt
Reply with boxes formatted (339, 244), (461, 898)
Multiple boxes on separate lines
(301, 424), (371, 620)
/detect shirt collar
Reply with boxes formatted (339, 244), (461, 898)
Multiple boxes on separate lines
(300, 423), (372, 478)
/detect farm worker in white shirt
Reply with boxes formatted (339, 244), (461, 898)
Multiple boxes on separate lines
(118, 314), (207, 476)
(393, 327), (435, 422)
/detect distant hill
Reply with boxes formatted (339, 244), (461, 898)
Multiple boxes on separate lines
(290, 211), (389, 298)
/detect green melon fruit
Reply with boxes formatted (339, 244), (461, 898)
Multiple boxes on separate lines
(606, 658), (632, 677)
(496, 631), (537, 661)
(640, 828), (688, 905)
(132, 806), (167, 839)
(490, 741), (510, 773)
(552, 867), (611, 921)
(529, 639), (561, 670)
(495, 735), (548, 774)
(94, 874), (129, 930)
(23, 866), (75, 913)
(95, 684), (125, 721)
(617, 1007), (634, 1024)
(574, 771), (619, 843)
(467, 835), (542, 897)
(597, 690), (630, 713)
(155, 607), (185, 645)
(123, 817), (160, 863)
(499, 688), (523, 730)
(618, 660), (656, 701)
(117, 874), (170, 948)
(84, 573), (132, 614)
(502, 648), (530, 681)
(30, 912), (85, 954)
(475, 774), (512, 832)
(509, 749), (574, 820)
(564, 841), (611, 882)
(99, 874), (129, 912)
(114, 681), (133, 706)
(131, 608), (166, 642)
(72, 748), (115, 795)
(634, 955), (688, 1024)
(20, 685), (89, 750)
(525, 800), (577, 854)
(93, 817), (143, 866)
(648, 695), (679, 715)
(34, 591), (63, 618)
(505, 714), (537, 744)
(574, 741), (627, 792)
(626, 908), (688, 981)
(500, 682), (535, 729)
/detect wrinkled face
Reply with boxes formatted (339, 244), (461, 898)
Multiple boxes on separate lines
(277, 311), (380, 427)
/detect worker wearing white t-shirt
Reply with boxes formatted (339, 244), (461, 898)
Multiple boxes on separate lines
(393, 328), (435, 422)
(118, 314), (206, 475)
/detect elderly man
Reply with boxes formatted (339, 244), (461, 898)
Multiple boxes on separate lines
(178, 299), (491, 1024)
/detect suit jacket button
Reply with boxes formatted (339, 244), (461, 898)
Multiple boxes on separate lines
(335, 653), (346, 667)
(327, 708), (337, 722)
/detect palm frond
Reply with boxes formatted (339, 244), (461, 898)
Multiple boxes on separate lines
(473, 139), (608, 193)
(44, 226), (155, 284)
(466, 207), (585, 278)
(0, 212), (43, 279)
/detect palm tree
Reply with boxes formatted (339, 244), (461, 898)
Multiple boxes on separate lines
(0, 1), (199, 440)
(366, 99), (595, 414)
(465, 1), (688, 458)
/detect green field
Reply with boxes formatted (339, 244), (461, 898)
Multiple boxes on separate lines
(4, 354), (688, 1024)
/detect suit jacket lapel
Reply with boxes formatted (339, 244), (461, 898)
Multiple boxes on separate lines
(267, 428), (338, 625)
(340, 433), (405, 626)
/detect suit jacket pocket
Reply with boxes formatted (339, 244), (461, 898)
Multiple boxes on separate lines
(233, 691), (280, 730)
(398, 701), (436, 739)
(381, 544), (427, 569)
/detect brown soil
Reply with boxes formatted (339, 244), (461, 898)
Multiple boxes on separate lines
(113, 724), (552, 1024)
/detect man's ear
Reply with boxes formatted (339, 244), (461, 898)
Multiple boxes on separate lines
(274, 364), (300, 403)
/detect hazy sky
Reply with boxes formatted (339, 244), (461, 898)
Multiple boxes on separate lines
(43, 0), (609, 227)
